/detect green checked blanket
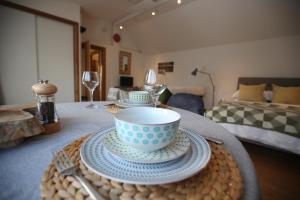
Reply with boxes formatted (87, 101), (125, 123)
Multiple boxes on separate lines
(205, 101), (300, 138)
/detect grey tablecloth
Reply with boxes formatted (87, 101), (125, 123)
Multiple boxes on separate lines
(0, 102), (260, 200)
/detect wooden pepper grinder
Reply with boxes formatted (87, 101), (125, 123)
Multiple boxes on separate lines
(32, 80), (60, 134)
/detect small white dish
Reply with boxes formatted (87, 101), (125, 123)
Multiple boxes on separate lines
(128, 91), (151, 104)
(103, 129), (190, 163)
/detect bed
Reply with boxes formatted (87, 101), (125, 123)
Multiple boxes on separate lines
(205, 77), (300, 155)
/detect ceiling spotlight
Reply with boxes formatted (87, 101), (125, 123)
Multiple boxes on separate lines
(151, 11), (156, 16)
(119, 25), (123, 30)
(177, 0), (182, 4)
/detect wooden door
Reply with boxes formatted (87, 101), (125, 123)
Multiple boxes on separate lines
(81, 42), (106, 101)
(90, 51), (101, 101)
(91, 44), (106, 101)
(81, 40), (90, 101)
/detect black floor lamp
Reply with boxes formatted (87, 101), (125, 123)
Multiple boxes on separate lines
(191, 68), (215, 107)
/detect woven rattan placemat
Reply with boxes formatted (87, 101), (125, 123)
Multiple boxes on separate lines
(41, 135), (243, 200)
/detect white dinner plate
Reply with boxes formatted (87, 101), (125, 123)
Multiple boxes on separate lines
(80, 126), (211, 185)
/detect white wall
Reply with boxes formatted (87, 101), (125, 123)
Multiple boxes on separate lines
(81, 17), (112, 47)
(144, 36), (300, 108)
(81, 15), (145, 95)
(9, 0), (80, 23)
(106, 44), (145, 88)
(81, 15), (141, 52)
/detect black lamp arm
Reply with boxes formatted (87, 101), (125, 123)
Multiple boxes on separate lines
(197, 70), (215, 106)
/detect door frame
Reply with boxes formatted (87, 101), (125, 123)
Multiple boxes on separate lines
(91, 44), (106, 101)
(81, 43), (106, 101)
(0, 0), (80, 101)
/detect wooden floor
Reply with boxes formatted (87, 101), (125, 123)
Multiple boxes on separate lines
(242, 142), (300, 200)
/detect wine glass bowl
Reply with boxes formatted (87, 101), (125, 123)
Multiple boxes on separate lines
(144, 69), (157, 86)
(143, 69), (167, 107)
(82, 71), (100, 108)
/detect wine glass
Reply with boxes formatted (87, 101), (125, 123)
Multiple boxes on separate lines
(82, 71), (100, 108)
(144, 69), (156, 104)
(144, 69), (166, 107)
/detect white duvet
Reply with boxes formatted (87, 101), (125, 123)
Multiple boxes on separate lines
(220, 123), (300, 155)
(216, 99), (300, 155)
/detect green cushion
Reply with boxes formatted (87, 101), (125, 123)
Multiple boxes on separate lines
(159, 88), (173, 104)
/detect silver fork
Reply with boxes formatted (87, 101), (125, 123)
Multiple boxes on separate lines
(202, 135), (224, 145)
(54, 150), (105, 200)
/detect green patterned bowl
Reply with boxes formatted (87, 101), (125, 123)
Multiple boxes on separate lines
(114, 107), (181, 152)
(128, 91), (151, 104)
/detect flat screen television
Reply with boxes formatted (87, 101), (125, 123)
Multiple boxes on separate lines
(120, 76), (133, 87)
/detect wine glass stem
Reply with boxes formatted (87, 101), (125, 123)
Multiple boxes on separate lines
(150, 93), (155, 107)
(154, 96), (159, 108)
(89, 89), (94, 105)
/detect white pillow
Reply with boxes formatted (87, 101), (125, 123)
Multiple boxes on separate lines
(231, 90), (273, 102)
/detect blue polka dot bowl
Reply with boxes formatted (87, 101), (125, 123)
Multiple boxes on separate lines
(114, 107), (181, 152)
(128, 91), (151, 104)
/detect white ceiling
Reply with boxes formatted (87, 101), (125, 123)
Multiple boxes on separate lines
(125, 0), (300, 54)
(63, 0), (144, 21)
(64, 0), (300, 54)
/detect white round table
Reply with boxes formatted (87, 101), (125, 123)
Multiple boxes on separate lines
(0, 102), (260, 200)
